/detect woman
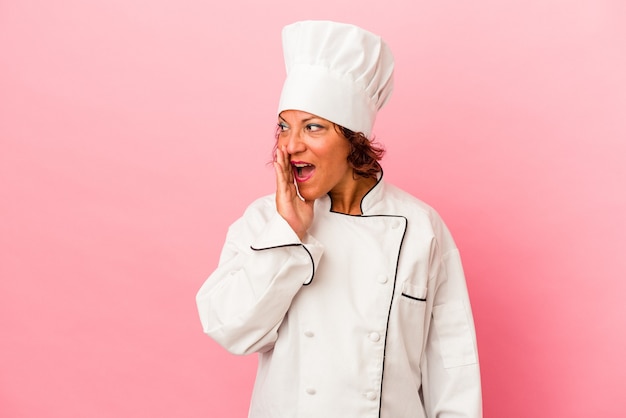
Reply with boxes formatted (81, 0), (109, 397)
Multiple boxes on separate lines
(196, 20), (482, 418)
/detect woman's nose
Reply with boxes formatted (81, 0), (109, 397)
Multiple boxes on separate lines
(285, 131), (305, 155)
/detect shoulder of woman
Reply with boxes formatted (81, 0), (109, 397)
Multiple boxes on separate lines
(383, 182), (441, 219)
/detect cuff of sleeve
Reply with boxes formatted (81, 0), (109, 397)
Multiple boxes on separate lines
(300, 234), (324, 285)
(250, 213), (302, 249)
(250, 213), (324, 285)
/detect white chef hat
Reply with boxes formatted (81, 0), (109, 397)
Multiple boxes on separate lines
(278, 20), (394, 139)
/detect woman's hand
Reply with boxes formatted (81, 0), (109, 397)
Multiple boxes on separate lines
(274, 145), (314, 240)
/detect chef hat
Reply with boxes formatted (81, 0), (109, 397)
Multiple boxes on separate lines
(278, 20), (394, 138)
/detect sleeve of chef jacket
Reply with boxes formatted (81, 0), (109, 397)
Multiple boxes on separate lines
(196, 198), (324, 355)
(421, 218), (482, 418)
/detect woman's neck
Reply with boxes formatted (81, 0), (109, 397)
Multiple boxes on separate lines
(328, 176), (377, 215)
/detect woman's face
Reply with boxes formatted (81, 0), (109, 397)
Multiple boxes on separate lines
(277, 110), (352, 201)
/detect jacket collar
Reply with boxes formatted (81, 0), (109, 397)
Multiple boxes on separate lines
(360, 170), (386, 214)
(316, 170), (386, 215)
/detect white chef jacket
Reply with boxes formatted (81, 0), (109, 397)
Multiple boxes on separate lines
(196, 176), (482, 418)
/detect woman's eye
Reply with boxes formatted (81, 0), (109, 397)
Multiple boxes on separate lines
(306, 124), (323, 132)
(277, 123), (288, 132)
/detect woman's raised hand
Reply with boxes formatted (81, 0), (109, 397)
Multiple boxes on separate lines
(274, 145), (314, 240)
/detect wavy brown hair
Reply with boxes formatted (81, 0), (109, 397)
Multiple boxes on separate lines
(334, 125), (385, 179)
(272, 124), (385, 179)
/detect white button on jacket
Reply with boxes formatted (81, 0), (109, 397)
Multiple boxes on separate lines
(197, 177), (482, 418)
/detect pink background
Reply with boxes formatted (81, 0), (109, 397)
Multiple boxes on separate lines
(2, 1), (625, 417)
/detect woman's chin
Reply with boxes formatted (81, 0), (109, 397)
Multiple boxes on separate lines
(297, 185), (322, 202)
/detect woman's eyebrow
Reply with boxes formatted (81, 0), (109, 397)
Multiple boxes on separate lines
(301, 117), (321, 124)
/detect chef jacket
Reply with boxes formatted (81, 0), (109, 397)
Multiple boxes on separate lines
(196, 176), (482, 417)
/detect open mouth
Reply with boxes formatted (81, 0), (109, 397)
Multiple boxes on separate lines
(292, 162), (315, 182)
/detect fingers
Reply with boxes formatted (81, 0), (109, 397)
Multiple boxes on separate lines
(274, 146), (293, 194)
(280, 146), (292, 180)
